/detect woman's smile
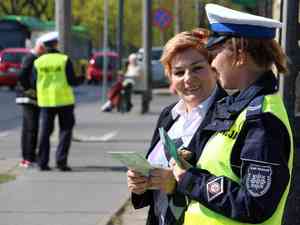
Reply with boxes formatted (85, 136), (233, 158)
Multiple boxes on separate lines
(184, 85), (201, 94)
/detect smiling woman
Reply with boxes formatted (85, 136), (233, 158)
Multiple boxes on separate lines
(126, 28), (227, 225)
(169, 48), (216, 112)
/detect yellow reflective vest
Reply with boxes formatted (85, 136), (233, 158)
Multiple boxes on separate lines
(34, 53), (75, 107)
(184, 94), (294, 225)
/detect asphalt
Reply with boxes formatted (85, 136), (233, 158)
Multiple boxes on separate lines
(0, 88), (175, 225)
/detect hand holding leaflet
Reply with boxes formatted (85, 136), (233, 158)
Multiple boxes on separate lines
(159, 127), (193, 169)
(108, 151), (154, 177)
(159, 127), (183, 168)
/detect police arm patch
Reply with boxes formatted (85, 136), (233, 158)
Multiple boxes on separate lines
(206, 177), (224, 202)
(246, 164), (272, 197)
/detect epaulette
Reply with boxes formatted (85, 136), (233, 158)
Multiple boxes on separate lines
(246, 95), (264, 118)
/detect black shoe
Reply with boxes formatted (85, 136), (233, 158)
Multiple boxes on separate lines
(57, 165), (72, 172)
(39, 165), (52, 171)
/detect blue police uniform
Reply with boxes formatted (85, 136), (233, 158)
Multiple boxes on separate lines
(175, 4), (293, 224)
(177, 71), (292, 223)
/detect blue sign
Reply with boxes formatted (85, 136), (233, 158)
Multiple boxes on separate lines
(153, 8), (173, 30)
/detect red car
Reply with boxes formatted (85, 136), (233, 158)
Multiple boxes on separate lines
(86, 51), (119, 84)
(0, 48), (30, 90)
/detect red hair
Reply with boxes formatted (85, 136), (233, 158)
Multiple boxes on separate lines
(160, 28), (212, 78)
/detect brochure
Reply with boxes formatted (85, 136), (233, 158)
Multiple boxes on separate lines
(108, 151), (154, 177)
(158, 127), (183, 168)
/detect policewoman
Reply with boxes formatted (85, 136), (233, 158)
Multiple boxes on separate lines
(34, 32), (83, 171)
(171, 4), (294, 225)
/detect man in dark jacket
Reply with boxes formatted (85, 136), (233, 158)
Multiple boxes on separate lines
(16, 41), (46, 168)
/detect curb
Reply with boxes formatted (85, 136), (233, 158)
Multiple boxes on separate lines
(0, 158), (19, 174)
(99, 197), (130, 225)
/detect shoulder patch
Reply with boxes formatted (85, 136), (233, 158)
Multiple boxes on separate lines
(246, 164), (272, 197)
(207, 177), (224, 202)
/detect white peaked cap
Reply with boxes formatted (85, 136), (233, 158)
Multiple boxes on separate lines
(36, 31), (59, 45)
(205, 4), (282, 39)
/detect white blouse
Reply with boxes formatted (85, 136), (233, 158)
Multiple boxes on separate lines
(148, 86), (217, 167)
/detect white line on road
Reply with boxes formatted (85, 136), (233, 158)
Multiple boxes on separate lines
(72, 130), (119, 142)
(0, 131), (12, 138)
(98, 131), (118, 141)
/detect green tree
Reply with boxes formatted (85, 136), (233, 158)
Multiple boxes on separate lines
(0, 0), (244, 56)
(0, 0), (54, 19)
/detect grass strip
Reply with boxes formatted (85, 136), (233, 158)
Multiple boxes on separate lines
(0, 174), (16, 184)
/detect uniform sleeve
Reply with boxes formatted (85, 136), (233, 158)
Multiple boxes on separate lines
(132, 191), (153, 209)
(18, 54), (35, 90)
(176, 113), (291, 223)
(65, 58), (84, 86)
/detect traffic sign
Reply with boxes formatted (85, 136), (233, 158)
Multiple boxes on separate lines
(153, 8), (173, 31)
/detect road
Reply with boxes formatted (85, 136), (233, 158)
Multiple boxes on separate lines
(0, 84), (177, 225)
(0, 84), (175, 159)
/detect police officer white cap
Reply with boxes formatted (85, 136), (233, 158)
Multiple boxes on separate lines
(36, 31), (58, 46)
(205, 4), (282, 48)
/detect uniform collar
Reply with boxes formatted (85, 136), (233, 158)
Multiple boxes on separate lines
(46, 49), (60, 54)
(214, 70), (278, 120)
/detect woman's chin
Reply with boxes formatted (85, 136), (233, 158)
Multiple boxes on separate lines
(183, 95), (202, 104)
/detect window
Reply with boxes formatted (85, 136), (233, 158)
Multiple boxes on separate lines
(2, 52), (27, 63)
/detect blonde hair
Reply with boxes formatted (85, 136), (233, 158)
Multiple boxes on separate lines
(160, 28), (211, 79)
(226, 37), (288, 74)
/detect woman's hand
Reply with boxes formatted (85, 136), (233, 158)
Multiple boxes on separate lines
(170, 148), (193, 182)
(170, 158), (188, 182)
(127, 169), (149, 195)
(148, 168), (176, 194)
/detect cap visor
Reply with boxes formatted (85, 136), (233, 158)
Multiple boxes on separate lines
(206, 36), (228, 49)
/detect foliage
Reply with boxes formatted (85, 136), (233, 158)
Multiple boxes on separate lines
(0, 0), (242, 56)
(0, 0), (54, 20)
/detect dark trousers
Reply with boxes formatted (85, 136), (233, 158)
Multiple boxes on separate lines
(38, 105), (75, 167)
(21, 104), (40, 162)
(123, 83), (133, 112)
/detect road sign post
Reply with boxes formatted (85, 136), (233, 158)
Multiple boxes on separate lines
(142, 0), (152, 114)
(55, 0), (71, 55)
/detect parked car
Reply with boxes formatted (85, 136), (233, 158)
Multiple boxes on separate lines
(136, 47), (169, 89)
(86, 51), (119, 84)
(0, 48), (30, 90)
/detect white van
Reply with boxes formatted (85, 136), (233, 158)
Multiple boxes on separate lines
(136, 47), (169, 89)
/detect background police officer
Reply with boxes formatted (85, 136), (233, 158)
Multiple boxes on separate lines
(34, 31), (84, 171)
(16, 39), (46, 168)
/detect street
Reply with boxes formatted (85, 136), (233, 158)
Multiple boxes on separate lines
(0, 84), (177, 225)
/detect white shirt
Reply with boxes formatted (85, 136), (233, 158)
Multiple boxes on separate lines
(148, 86), (217, 225)
(148, 86), (217, 168)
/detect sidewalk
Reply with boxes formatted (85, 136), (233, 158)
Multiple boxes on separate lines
(0, 160), (149, 225)
(0, 88), (176, 225)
